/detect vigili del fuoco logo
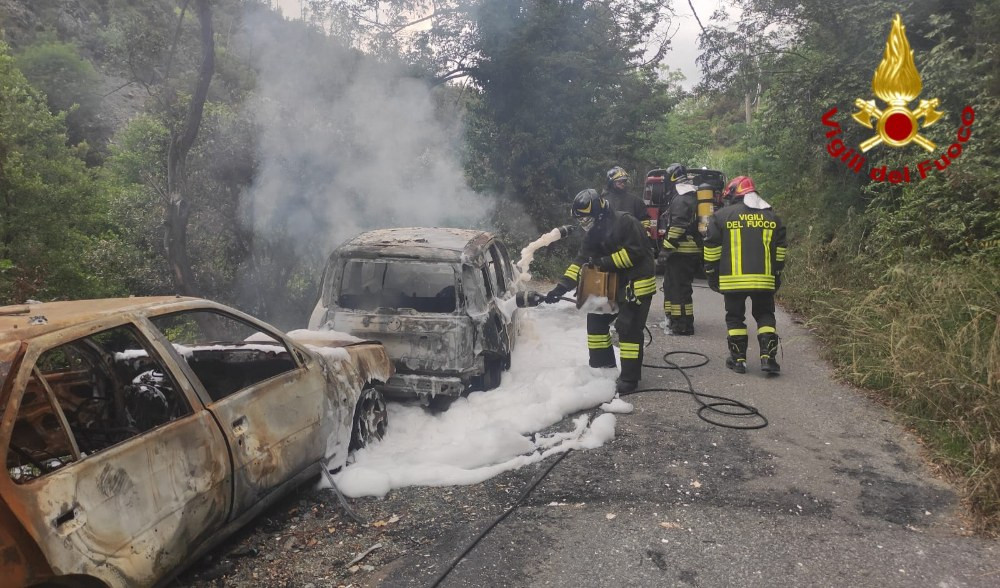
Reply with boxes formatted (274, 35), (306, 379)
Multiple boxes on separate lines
(820, 14), (976, 183)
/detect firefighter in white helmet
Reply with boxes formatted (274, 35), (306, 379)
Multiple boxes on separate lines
(659, 163), (701, 335)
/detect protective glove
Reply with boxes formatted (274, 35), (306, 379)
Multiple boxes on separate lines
(705, 266), (720, 293)
(775, 273), (782, 292)
(594, 256), (614, 272)
(545, 283), (570, 304)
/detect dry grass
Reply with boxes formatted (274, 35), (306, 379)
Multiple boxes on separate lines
(781, 249), (1000, 536)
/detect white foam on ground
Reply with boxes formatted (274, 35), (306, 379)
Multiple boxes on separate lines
(600, 398), (634, 414)
(328, 300), (622, 498)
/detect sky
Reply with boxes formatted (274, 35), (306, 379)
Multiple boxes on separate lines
(271, 0), (728, 88)
(669, 0), (729, 88)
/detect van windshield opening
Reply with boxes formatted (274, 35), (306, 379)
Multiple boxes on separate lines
(339, 260), (457, 313)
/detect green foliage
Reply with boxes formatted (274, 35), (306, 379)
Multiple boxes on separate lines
(637, 93), (746, 169)
(780, 246), (1000, 533)
(0, 42), (116, 302)
(465, 0), (673, 243)
(864, 9), (1000, 260)
(680, 0), (1000, 533)
(97, 114), (173, 296)
(14, 40), (105, 160)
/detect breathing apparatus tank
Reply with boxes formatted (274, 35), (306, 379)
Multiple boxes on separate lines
(696, 182), (715, 238)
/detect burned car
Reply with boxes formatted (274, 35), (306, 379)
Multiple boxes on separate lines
(309, 228), (520, 401)
(0, 297), (392, 588)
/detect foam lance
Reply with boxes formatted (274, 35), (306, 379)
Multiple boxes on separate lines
(515, 291), (547, 307)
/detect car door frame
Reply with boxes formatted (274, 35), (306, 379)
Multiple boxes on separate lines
(140, 305), (332, 520)
(0, 313), (233, 587)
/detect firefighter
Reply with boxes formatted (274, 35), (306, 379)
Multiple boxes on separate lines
(659, 163), (701, 335)
(603, 166), (651, 234)
(546, 189), (656, 394)
(703, 176), (787, 374)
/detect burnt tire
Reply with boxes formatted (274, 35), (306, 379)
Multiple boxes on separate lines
(482, 357), (503, 391)
(349, 386), (388, 452)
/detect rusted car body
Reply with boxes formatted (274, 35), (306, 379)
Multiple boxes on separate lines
(309, 228), (521, 401)
(0, 297), (392, 588)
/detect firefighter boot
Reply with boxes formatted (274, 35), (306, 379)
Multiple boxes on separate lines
(615, 378), (638, 395)
(759, 333), (781, 374)
(725, 335), (748, 374)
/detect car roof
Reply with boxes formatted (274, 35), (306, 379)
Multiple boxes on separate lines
(0, 296), (204, 344)
(333, 227), (495, 263)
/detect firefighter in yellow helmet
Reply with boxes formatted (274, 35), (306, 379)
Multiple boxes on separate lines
(546, 189), (656, 394)
(703, 176), (787, 374)
(659, 163), (701, 335)
(603, 166), (653, 238)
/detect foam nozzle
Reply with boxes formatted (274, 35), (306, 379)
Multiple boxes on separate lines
(515, 291), (546, 308)
(557, 224), (576, 238)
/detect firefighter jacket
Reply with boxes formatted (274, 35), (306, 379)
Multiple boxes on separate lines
(558, 211), (656, 303)
(703, 201), (787, 292)
(659, 184), (701, 255)
(603, 188), (651, 232)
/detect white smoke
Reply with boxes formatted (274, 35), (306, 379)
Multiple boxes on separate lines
(242, 8), (490, 254)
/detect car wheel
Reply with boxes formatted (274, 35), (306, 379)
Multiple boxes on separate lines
(350, 386), (388, 451)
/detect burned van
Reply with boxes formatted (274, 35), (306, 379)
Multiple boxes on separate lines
(309, 228), (520, 401)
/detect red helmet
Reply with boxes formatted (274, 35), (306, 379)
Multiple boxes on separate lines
(724, 176), (756, 199)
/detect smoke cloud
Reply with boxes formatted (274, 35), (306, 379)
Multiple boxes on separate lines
(242, 8), (490, 256)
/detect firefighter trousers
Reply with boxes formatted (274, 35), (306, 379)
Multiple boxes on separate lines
(664, 253), (700, 332)
(723, 292), (777, 337)
(587, 295), (652, 383)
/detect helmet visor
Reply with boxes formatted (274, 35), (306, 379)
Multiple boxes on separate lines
(577, 216), (596, 232)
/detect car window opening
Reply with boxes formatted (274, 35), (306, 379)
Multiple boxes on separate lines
(7, 325), (192, 483)
(339, 260), (457, 313)
(149, 311), (297, 402)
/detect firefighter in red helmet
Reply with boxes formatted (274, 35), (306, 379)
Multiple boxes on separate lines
(703, 176), (787, 374)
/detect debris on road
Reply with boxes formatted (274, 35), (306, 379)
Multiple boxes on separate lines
(346, 542), (383, 567)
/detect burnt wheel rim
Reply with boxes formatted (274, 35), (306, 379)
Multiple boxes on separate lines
(352, 387), (387, 449)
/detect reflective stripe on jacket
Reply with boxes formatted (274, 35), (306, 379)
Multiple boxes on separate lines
(558, 211), (655, 303)
(703, 202), (786, 292)
(659, 187), (701, 255)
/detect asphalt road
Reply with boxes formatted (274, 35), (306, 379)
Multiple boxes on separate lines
(374, 281), (998, 588)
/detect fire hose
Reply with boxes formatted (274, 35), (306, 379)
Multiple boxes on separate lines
(428, 295), (767, 587)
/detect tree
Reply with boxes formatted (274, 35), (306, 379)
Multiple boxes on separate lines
(307, 1), (675, 84)
(13, 40), (106, 163)
(163, 0), (216, 296)
(464, 1), (673, 232)
(0, 43), (109, 302)
(106, 0), (217, 295)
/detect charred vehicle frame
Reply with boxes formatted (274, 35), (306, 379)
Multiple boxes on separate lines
(309, 228), (521, 402)
(0, 297), (393, 587)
